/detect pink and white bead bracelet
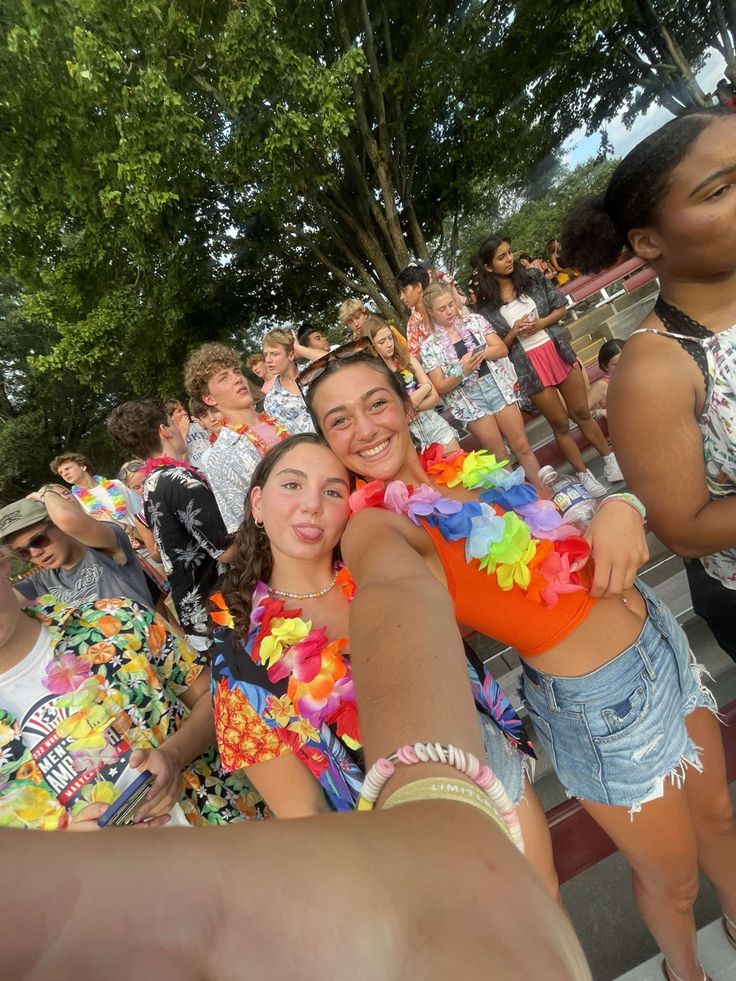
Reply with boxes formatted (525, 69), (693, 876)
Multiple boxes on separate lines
(356, 741), (523, 851)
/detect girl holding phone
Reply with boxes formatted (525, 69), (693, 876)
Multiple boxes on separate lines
(473, 238), (623, 498)
(421, 282), (547, 494)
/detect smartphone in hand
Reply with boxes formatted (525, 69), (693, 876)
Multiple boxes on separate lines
(471, 342), (487, 356)
(97, 770), (155, 828)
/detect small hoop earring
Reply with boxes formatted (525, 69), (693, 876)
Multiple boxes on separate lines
(255, 517), (264, 528)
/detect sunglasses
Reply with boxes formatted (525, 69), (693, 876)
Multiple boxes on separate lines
(296, 338), (375, 393)
(118, 462), (144, 481)
(11, 522), (55, 559)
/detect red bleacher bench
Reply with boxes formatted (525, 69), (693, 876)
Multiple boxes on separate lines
(567, 254), (646, 304)
(623, 265), (657, 293)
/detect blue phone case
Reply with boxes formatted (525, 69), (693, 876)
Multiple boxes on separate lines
(96, 770), (154, 828)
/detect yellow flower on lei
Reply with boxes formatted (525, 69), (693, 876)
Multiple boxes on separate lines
(0, 784), (66, 830)
(79, 780), (118, 806)
(0, 718), (20, 749)
(260, 617), (311, 669)
(479, 512), (539, 590)
(456, 450), (509, 489)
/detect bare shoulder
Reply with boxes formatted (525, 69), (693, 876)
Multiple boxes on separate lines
(343, 507), (432, 561)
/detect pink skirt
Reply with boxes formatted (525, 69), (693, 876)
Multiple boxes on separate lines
(526, 339), (574, 387)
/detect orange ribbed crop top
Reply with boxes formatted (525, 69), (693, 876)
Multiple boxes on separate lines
(423, 523), (597, 658)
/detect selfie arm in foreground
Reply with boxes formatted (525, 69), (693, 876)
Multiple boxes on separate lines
(1, 513), (590, 981)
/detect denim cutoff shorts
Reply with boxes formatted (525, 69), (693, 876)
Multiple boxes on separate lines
(520, 582), (717, 811)
(467, 371), (513, 419)
(410, 409), (459, 450)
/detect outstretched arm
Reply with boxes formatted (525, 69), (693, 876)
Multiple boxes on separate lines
(0, 512), (589, 981)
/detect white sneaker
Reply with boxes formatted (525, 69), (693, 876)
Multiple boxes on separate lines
(576, 470), (607, 498)
(603, 453), (624, 483)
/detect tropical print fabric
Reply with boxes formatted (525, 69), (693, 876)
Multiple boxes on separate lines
(205, 417), (288, 534)
(635, 323), (736, 589)
(0, 597), (267, 829)
(143, 463), (230, 637)
(420, 312), (518, 423)
(263, 377), (316, 436)
(210, 570), (364, 812)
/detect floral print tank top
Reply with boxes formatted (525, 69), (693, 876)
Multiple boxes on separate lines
(634, 324), (736, 588)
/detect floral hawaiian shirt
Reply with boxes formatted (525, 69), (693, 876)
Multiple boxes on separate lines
(210, 574), (364, 812)
(0, 597), (267, 829)
(205, 428), (264, 535)
(406, 308), (432, 358)
(420, 312), (519, 423)
(263, 377), (316, 436)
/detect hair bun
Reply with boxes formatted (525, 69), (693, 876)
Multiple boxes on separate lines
(559, 193), (625, 274)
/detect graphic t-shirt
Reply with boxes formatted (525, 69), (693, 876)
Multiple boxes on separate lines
(0, 625), (188, 826)
(186, 422), (211, 470)
(15, 523), (152, 609)
(0, 598), (269, 829)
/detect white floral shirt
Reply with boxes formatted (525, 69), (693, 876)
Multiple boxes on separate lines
(205, 428), (262, 534)
(420, 312), (518, 423)
(263, 376), (316, 435)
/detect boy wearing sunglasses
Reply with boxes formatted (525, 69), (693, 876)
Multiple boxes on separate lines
(0, 493), (152, 610)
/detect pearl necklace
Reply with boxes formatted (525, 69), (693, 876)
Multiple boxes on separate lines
(269, 568), (339, 600)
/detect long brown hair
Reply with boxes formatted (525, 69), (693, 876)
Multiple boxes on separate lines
(360, 316), (410, 371)
(216, 433), (349, 643)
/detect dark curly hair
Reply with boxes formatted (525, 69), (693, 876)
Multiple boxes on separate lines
(217, 433), (350, 643)
(107, 400), (169, 459)
(472, 235), (533, 309)
(560, 107), (736, 274)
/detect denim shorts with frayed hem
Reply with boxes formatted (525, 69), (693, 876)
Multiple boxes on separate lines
(520, 581), (717, 813)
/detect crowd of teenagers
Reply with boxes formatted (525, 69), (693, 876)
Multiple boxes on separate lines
(0, 105), (735, 981)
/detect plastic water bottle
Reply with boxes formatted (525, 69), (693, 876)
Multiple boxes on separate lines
(539, 466), (598, 530)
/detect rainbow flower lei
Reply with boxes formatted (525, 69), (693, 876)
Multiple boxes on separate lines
(72, 477), (129, 522)
(349, 445), (591, 607)
(210, 567), (361, 750)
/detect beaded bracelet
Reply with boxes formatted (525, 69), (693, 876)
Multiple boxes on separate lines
(356, 742), (523, 850)
(383, 777), (523, 850)
(599, 491), (646, 523)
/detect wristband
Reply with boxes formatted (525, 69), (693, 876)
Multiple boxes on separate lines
(599, 492), (646, 524)
(383, 777), (514, 842)
(356, 741), (523, 850)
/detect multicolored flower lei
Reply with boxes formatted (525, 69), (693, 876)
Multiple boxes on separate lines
(349, 444), (591, 607)
(210, 567), (361, 749)
(224, 412), (289, 456)
(139, 456), (206, 480)
(72, 477), (129, 522)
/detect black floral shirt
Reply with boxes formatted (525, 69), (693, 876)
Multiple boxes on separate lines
(477, 269), (576, 399)
(143, 465), (230, 637)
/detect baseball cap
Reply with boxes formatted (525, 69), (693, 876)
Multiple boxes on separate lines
(0, 499), (49, 541)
